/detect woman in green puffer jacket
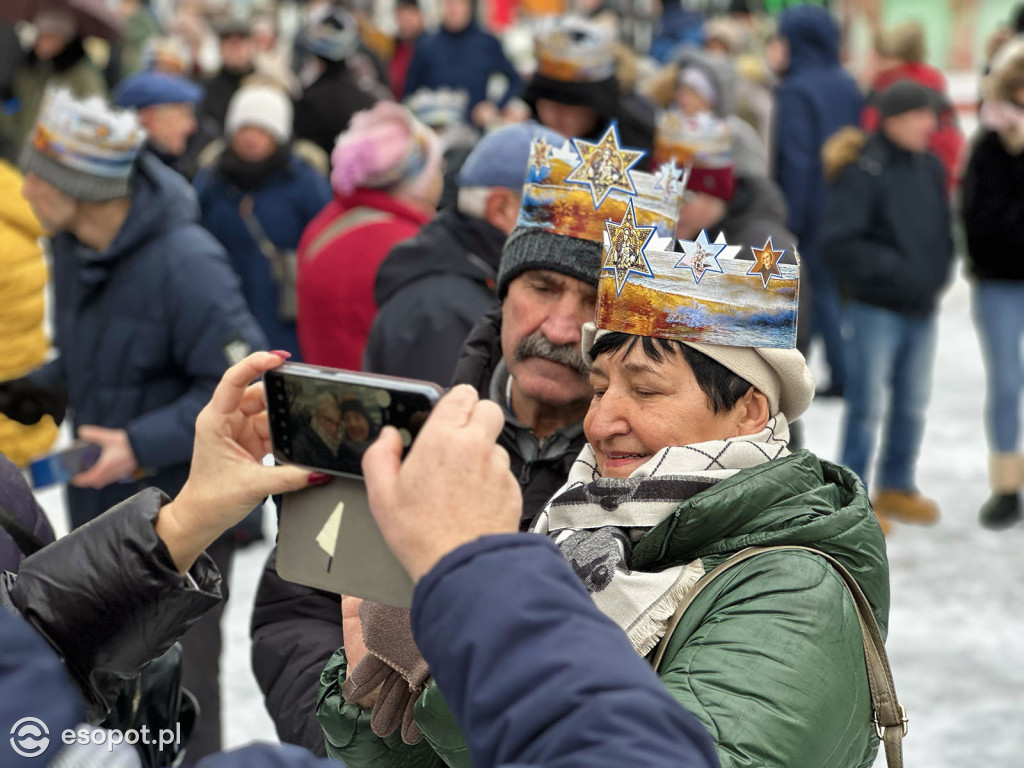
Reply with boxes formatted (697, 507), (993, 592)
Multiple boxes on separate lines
(317, 325), (890, 768)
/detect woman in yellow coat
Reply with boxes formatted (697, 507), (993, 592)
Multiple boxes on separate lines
(0, 160), (58, 466)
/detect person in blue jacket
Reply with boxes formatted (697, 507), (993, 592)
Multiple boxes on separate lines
(0, 89), (266, 761)
(402, 0), (521, 125)
(773, 5), (863, 398)
(194, 83), (332, 358)
(0, 351), (718, 768)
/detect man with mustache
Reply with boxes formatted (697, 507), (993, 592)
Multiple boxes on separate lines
(251, 150), (603, 754)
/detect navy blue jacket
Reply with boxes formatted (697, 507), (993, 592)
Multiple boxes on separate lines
(29, 153), (266, 528)
(820, 133), (952, 316)
(402, 23), (521, 112)
(774, 5), (864, 264)
(194, 154), (331, 357)
(412, 535), (719, 768)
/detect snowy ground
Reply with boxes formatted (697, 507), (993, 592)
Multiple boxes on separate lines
(31, 273), (1024, 766)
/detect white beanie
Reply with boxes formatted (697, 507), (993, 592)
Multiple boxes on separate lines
(582, 325), (816, 422)
(225, 84), (292, 144)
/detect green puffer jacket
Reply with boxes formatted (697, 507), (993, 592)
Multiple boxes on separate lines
(318, 450), (890, 768)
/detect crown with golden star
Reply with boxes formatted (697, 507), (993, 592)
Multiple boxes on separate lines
(596, 222), (800, 349)
(534, 16), (617, 84)
(516, 122), (683, 246)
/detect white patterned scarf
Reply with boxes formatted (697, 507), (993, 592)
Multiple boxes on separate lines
(532, 415), (791, 656)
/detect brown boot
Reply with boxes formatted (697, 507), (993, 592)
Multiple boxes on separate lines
(873, 506), (893, 536)
(872, 490), (940, 525)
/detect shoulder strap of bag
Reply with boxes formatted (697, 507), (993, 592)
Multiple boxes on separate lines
(0, 502), (46, 558)
(301, 206), (396, 266)
(652, 545), (907, 768)
(238, 195), (285, 268)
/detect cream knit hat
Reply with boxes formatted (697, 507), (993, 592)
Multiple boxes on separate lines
(582, 324), (816, 422)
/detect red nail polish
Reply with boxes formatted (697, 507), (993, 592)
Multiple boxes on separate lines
(308, 472), (332, 486)
(270, 350), (292, 359)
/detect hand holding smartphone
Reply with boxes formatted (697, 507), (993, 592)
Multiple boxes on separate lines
(266, 364), (444, 606)
(29, 441), (102, 489)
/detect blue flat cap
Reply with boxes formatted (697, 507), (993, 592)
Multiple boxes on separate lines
(458, 122), (566, 191)
(114, 71), (204, 109)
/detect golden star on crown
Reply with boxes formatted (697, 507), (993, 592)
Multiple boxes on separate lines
(603, 199), (656, 295)
(748, 237), (786, 288)
(566, 123), (644, 208)
(531, 137), (553, 172)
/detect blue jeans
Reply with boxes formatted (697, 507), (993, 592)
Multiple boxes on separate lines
(973, 281), (1024, 453)
(841, 302), (937, 491)
(805, 254), (847, 391)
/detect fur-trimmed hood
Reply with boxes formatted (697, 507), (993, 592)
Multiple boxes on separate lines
(822, 126), (869, 182)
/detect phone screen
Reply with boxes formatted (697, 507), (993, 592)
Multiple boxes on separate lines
(265, 368), (438, 477)
(29, 442), (102, 489)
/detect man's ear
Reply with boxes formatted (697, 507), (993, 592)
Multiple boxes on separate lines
(733, 388), (771, 437)
(485, 188), (520, 235)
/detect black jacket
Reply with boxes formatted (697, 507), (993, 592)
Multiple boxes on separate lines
(717, 176), (798, 258)
(363, 208), (505, 386)
(819, 133), (953, 315)
(199, 66), (253, 131)
(293, 62), (378, 156)
(1, 488), (222, 721)
(251, 311), (586, 755)
(962, 130), (1024, 282)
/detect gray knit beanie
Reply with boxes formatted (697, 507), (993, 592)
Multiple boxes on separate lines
(497, 227), (602, 298)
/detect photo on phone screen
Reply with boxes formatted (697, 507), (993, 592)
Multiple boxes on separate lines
(265, 366), (439, 477)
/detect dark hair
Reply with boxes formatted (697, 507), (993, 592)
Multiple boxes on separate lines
(588, 332), (752, 414)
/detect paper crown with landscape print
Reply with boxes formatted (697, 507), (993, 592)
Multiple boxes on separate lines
(404, 88), (469, 129)
(533, 15), (617, 84)
(652, 109), (732, 170)
(516, 122), (684, 247)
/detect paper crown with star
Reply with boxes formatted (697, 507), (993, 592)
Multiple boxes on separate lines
(652, 110), (732, 169)
(516, 123), (683, 249)
(596, 221), (800, 349)
(534, 16), (617, 84)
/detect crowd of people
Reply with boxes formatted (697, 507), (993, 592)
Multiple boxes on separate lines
(0, 0), (1022, 766)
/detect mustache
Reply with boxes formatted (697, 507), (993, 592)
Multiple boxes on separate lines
(514, 332), (588, 379)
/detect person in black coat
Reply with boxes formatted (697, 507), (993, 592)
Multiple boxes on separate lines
(364, 122), (565, 385)
(199, 19), (256, 132)
(819, 81), (953, 532)
(292, 8), (380, 156)
(962, 43), (1024, 530)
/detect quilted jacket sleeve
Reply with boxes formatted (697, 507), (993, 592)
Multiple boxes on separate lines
(658, 550), (877, 768)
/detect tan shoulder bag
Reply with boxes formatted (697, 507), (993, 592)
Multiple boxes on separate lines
(652, 545), (907, 768)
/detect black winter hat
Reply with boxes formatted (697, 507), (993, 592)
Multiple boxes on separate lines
(497, 228), (602, 299)
(877, 80), (936, 119)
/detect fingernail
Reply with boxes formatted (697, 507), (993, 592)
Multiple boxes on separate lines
(270, 350), (292, 359)
(308, 472), (332, 486)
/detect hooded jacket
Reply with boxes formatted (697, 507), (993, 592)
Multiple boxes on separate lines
(774, 5), (864, 263)
(27, 153), (266, 528)
(363, 208), (506, 385)
(672, 48), (768, 177)
(819, 130), (953, 315)
(317, 451), (890, 768)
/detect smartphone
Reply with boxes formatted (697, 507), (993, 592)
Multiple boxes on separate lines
(29, 440), (101, 489)
(264, 363), (444, 478)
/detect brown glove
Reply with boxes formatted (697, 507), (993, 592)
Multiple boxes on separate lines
(342, 601), (430, 745)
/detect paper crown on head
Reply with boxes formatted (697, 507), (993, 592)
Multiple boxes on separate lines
(653, 110), (735, 200)
(516, 122), (684, 248)
(534, 16), (617, 84)
(404, 88), (469, 129)
(141, 36), (193, 75)
(596, 214), (800, 349)
(24, 89), (144, 191)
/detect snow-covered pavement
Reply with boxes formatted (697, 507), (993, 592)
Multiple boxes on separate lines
(31, 273), (1024, 766)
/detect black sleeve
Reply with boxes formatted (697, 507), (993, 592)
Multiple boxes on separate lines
(250, 547), (343, 757)
(7, 488), (222, 721)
